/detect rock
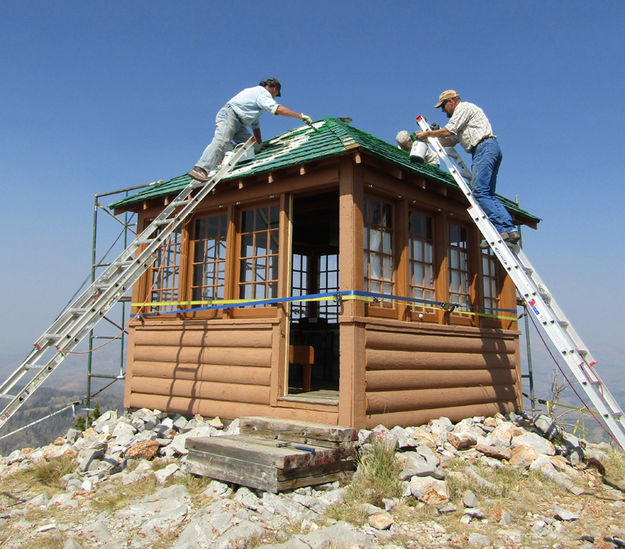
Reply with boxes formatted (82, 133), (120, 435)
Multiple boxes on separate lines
(468, 532), (491, 546)
(398, 451), (438, 479)
(390, 425), (417, 449)
(125, 439), (160, 460)
(585, 446), (608, 474)
(76, 445), (106, 472)
(462, 489), (477, 508)
(465, 467), (502, 495)
(475, 441), (511, 460)
(554, 505), (580, 521)
(509, 444), (539, 467)
(447, 431), (477, 450)
(298, 521), (373, 548)
(92, 410), (118, 434)
(369, 512), (394, 530)
(209, 416), (224, 429)
(464, 507), (485, 519)
(511, 432), (555, 456)
(534, 414), (560, 440)
(409, 476), (449, 504)
(154, 463), (179, 484)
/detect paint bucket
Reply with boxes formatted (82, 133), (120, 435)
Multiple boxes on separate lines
(410, 140), (427, 163)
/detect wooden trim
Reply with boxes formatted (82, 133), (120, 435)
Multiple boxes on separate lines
(338, 321), (367, 428)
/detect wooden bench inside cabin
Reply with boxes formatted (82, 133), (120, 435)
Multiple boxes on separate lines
(289, 345), (315, 392)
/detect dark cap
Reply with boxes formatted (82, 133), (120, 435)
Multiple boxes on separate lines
(261, 77), (281, 96)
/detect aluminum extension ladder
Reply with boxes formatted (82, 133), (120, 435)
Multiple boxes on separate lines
(416, 115), (625, 448)
(0, 137), (256, 431)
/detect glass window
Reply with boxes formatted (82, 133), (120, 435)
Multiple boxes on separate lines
(482, 247), (500, 315)
(409, 211), (435, 312)
(447, 222), (470, 315)
(149, 226), (182, 313)
(191, 213), (227, 301)
(319, 253), (339, 321)
(239, 205), (280, 304)
(364, 196), (394, 300)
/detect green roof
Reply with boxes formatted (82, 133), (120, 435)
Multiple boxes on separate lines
(110, 117), (539, 223)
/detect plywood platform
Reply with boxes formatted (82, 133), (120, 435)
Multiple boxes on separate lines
(185, 416), (357, 492)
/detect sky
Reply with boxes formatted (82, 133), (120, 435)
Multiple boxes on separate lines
(1, 1), (624, 430)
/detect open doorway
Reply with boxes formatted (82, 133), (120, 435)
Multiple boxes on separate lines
(286, 190), (340, 399)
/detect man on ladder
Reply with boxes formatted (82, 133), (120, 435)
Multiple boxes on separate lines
(416, 90), (520, 247)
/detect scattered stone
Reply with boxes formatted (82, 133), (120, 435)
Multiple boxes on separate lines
(462, 489), (477, 508)
(369, 511), (394, 530)
(409, 476), (449, 504)
(125, 439), (160, 460)
(554, 505), (581, 521)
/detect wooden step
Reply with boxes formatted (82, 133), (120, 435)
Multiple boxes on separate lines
(185, 417), (357, 493)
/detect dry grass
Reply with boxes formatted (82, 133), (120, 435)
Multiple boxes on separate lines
(603, 447), (625, 481)
(90, 475), (157, 513)
(325, 439), (402, 524)
(32, 454), (76, 488)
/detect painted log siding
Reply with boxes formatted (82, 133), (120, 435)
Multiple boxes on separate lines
(124, 320), (275, 416)
(363, 322), (521, 428)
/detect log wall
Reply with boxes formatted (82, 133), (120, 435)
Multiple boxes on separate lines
(123, 318), (340, 424)
(361, 319), (522, 428)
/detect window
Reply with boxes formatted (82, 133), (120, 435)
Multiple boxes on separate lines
(409, 211), (435, 313)
(239, 204), (280, 303)
(364, 196), (394, 300)
(447, 222), (470, 315)
(149, 226), (182, 313)
(191, 213), (227, 301)
(318, 253), (339, 321)
(481, 247), (500, 316)
(291, 253), (308, 320)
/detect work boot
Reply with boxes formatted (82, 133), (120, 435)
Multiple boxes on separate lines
(504, 230), (521, 245)
(188, 166), (209, 182)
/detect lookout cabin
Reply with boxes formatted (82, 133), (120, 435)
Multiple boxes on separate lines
(111, 117), (539, 429)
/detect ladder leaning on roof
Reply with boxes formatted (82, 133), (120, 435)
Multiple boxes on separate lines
(0, 137), (256, 432)
(416, 115), (625, 449)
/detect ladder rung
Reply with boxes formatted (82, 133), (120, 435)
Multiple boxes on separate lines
(25, 364), (45, 370)
(68, 308), (89, 315)
(153, 218), (174, 226)
(43, 333), (63, 341)
(558, 320), (569, 328)
(170, 199), (188, 207)
(0, 393), (16, 399)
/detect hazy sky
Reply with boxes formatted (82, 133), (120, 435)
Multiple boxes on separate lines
(1, 1), (624, 419)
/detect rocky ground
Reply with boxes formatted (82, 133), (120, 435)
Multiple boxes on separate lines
(1, 409), (624, 549)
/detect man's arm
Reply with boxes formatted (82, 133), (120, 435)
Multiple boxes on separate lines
(275, 105), (307, 119)
(416, 128), (457, 147)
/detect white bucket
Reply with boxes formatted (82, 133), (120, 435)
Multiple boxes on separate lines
(409, 140), (427, 163)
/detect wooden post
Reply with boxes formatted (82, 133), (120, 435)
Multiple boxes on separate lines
(338, 156), (367, 428)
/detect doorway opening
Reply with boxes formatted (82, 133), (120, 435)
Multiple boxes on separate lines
(286, 190), (340, 401)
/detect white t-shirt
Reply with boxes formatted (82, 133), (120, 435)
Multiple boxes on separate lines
(228, 86), (280, 129)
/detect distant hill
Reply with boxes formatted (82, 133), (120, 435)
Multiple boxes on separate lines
(0, 385), (123, 456)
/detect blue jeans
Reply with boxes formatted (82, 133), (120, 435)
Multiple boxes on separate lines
(471, 139), (516, 233)
(196, 105), (252, 173)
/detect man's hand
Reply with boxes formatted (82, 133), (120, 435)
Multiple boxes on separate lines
(300, 114), (312, 125)
(416, 131), (428, 141)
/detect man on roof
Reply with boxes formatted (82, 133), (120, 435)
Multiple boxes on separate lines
(416, 90), (520, 246)
(395, 130), (440, 165)
(188, 78), (312, 182)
